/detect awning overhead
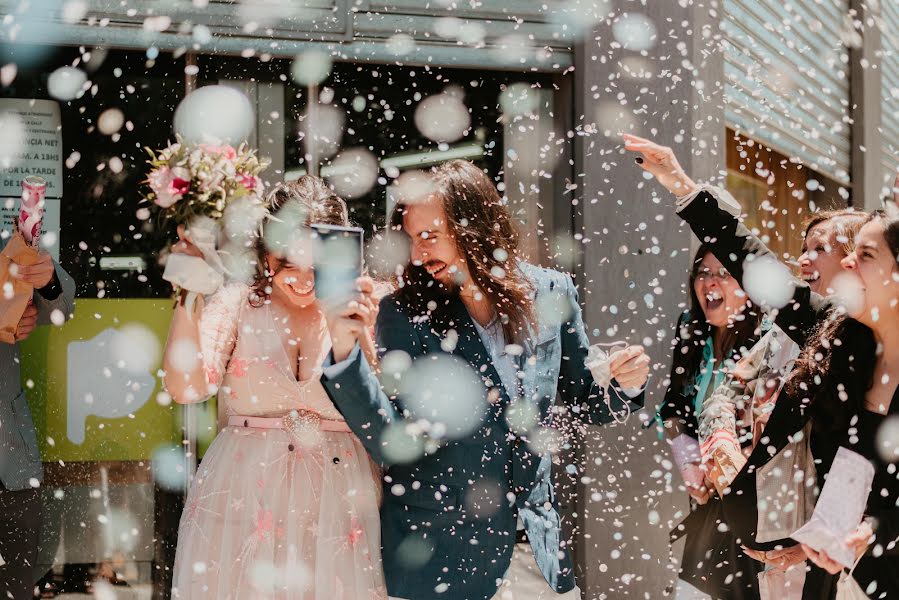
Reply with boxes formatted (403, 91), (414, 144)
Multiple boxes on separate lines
(0, 0), (576, 71)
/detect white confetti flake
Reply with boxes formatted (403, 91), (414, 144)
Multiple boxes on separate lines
(398, 355), (487, 440)
(110, 323), (161, 375)
(742, 254), (795, 309)
(414, 92), (470, 143)
(612, 13), (657, 52)
(174, 85), (255, 145)
(327, 148), (379, 199)
(97, 107), (125, 135)
(47, 66), (87, 101)
(291, 50), (333, 86)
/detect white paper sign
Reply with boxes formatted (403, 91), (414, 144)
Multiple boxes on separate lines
(791, 447), (874, 568)
(0, 99), (63, 260)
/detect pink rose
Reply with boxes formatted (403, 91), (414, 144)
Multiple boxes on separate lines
(237, 173), (261, 193)
(171, 176), (190, 196)
(199, 144), (237, 160)
(148, 166), (191, 208)
(148, 167), (180, 208)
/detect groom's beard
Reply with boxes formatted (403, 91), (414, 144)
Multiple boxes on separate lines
(415, 262), (466, 296)
(432, 262), (475, 290)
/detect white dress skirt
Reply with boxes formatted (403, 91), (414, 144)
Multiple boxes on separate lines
(171, 284), (385, 600)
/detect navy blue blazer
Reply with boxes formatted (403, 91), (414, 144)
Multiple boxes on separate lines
(321, 262), (644, 600)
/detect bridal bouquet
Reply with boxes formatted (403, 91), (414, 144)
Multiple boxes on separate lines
(142, 137), (270, 297)
(144, 136), (268, 222)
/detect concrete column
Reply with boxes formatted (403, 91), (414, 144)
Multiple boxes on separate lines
(570, 0), (727, 595)
(849, 0), (884, 210)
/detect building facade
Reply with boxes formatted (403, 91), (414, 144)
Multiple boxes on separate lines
(0, 0), (895, 597)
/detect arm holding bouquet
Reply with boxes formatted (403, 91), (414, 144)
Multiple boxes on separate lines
(162, 230), (240, 404)
(143, 137), (268, 303)
(147, 138), (268, 402)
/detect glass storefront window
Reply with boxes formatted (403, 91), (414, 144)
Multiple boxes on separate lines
(726, 128), (849, 262)
(285, 63), (510, 233)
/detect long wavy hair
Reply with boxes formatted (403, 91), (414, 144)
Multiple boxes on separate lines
(249, 176), (350, 306)
(389, 160), (535, 345)
(785, 210), (899, 435)
(668, 244), (764, 396)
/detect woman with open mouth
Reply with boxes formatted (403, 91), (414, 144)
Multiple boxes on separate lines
(654, 243), (765, 600)
(692, 209), (866, 589)
(626, 132), (899, 599)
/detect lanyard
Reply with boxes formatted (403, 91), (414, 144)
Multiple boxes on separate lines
(692, 339), (726, 417)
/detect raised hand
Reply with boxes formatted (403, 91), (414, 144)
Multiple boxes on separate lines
(622, 133), (698, 197)
(324, 276), (377, 363)
(172, 224), (203, 258)
(742, 545), (806, 570)
(801, 520), (873, 574)
(801, 544), (843, 575)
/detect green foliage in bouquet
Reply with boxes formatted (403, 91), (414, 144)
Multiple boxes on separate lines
(142, 135), (270, 225)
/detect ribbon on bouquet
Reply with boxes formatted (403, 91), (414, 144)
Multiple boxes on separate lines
(584, 341), (633, 424)
(163, 218), (227, 316)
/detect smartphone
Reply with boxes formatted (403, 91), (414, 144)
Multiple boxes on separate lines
(310, 223), (364, 306)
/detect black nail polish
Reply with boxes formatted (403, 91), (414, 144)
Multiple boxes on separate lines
(635, 157), (644, 164)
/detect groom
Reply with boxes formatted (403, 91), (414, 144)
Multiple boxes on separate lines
(321, 160), (649, 600)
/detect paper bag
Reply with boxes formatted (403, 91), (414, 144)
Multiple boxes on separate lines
(756, 423), (818, 543)
(836, 573), (868, 600)
(709, 443), (748, 496)
(669, 433), (702, 472)
(758, 564), (806, 600)
(791, 447), (874, 568)
(0, 230), (39, 344)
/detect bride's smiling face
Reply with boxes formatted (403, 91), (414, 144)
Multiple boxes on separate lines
(269, 255), (316, 308)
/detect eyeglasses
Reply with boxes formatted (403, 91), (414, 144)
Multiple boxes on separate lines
(695, 267), (732, 282)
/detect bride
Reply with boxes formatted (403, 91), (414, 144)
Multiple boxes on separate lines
(164, 176), (385, 599)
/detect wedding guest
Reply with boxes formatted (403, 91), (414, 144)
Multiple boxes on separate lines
(166, 177), (386, 599)
(626, 133), (899, 599)
(656, 244), (764, 599)
(320, 159), (649, 600)
(696, 210), (865, 576)
(0, 248), (75, 600)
